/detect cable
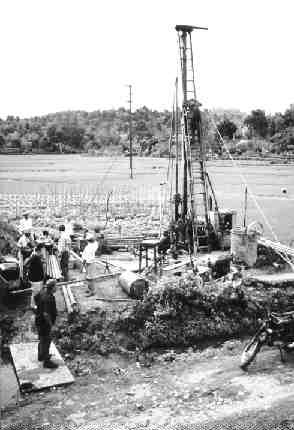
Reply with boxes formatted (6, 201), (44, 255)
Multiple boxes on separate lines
(210, 116), (294, 271)
(84, 155), (119, 213)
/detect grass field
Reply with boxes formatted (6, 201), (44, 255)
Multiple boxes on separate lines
(0, 154), (294, 244)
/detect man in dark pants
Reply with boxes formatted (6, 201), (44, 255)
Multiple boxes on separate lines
(58, 224), (71, 281)
(34, 279), (58, 369)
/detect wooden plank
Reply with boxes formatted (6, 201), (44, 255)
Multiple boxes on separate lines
(162, 259), (190, 273)
(249, 272), (294, 286)
(259, 238), (294, 258)
(10, 342), (74, 392)
(106, 259), (144, 272)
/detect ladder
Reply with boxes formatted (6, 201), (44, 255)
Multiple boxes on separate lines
(184, 110), (210, 252)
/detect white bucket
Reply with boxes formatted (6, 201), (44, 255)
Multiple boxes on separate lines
(231, 226), (258, 267)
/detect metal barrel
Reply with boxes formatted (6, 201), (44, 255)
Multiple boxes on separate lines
(118, 271), (148, 300)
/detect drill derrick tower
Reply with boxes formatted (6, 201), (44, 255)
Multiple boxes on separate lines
(173, 25), (219, 254)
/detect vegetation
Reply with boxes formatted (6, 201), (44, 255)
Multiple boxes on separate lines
(52, 271), (294, 357)
(1, 104), (294, 157)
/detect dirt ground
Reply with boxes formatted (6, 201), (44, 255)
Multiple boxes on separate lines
(2, 334), (294, 429)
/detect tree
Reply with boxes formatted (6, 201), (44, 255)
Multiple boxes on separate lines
(244, 110), (268, 138)
(267, 113), (284, 137)
(282, 106), (294, 128)
(217, 118), (237, 140)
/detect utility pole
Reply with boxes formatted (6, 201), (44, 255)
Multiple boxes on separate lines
(175, 77), (179, 221)
(127, 84), (133, 179)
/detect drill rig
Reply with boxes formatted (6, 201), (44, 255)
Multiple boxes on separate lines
(170, 25), (236, 255)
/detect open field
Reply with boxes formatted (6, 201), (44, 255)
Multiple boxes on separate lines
(0, 154), (294, 243)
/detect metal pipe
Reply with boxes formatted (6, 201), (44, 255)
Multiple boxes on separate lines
(66, 284), (78, 313)
(62, 284), (72, 313)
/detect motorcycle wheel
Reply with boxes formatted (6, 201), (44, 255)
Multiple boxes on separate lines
(240, 337), (262, 370)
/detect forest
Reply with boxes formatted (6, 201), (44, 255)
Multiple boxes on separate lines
(1, 105), (294, 157)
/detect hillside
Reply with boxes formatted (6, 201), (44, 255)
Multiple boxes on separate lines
(1, 106), (294, 157)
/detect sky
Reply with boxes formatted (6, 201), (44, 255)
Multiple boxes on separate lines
(0, 0), (293, 119)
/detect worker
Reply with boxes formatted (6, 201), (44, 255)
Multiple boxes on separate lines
(24, 243), (45, 308)
(94, 226), (103, 255)
(64, 216), (74, 238)
(58, 225), (71, 282)
(158, 231), (171, 257)
(34, 279), (58, 369)
(207, 258), (213, 280)
(37, 230), (50, 266)
(176, 217), (186, 244)
(187, 99), (202, 142)
(81, 234), (98, 296)
(194, 267), (204, 288)
(19, 212), (33, 235)
(17, 230), (33, 280)
(185, 219), (194, 254)
(43, 236), (62, 281)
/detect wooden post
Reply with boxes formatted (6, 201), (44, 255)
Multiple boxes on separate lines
(127, 84), (133, 179)
(154, 245), (157, 273)
(243, 187), (248, 228)
(139, 244), (142, 272)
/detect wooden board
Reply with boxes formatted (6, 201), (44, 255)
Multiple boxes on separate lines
(249, 272), (294, 286)
(106, 259), (145, 273)
(10, 342), (74, 392)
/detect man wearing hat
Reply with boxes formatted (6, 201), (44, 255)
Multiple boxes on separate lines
(34, 279), (58, 369)
(19, 212), (33, 235)
(81, 233), (98, 296)
(17, 229), (33, 280)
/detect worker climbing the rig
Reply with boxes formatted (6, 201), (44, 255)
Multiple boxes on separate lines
(185, 99), (202, 142)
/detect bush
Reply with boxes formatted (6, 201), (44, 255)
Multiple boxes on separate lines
(0, 221), (18, 255)
(116, 273), (254, 349)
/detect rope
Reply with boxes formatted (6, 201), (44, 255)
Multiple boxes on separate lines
(166, 81), (179, 220)
(210, 116), (294, 271)
(84, 155), (119, 214)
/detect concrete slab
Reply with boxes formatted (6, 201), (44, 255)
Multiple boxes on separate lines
(0, 365), (20, 410)
(10, 342), (74, 392)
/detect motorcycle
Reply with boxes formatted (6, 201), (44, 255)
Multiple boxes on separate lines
(240, 309), (294, 370)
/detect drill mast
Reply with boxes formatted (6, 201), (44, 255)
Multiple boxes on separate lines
(174, 24), (215, 253)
